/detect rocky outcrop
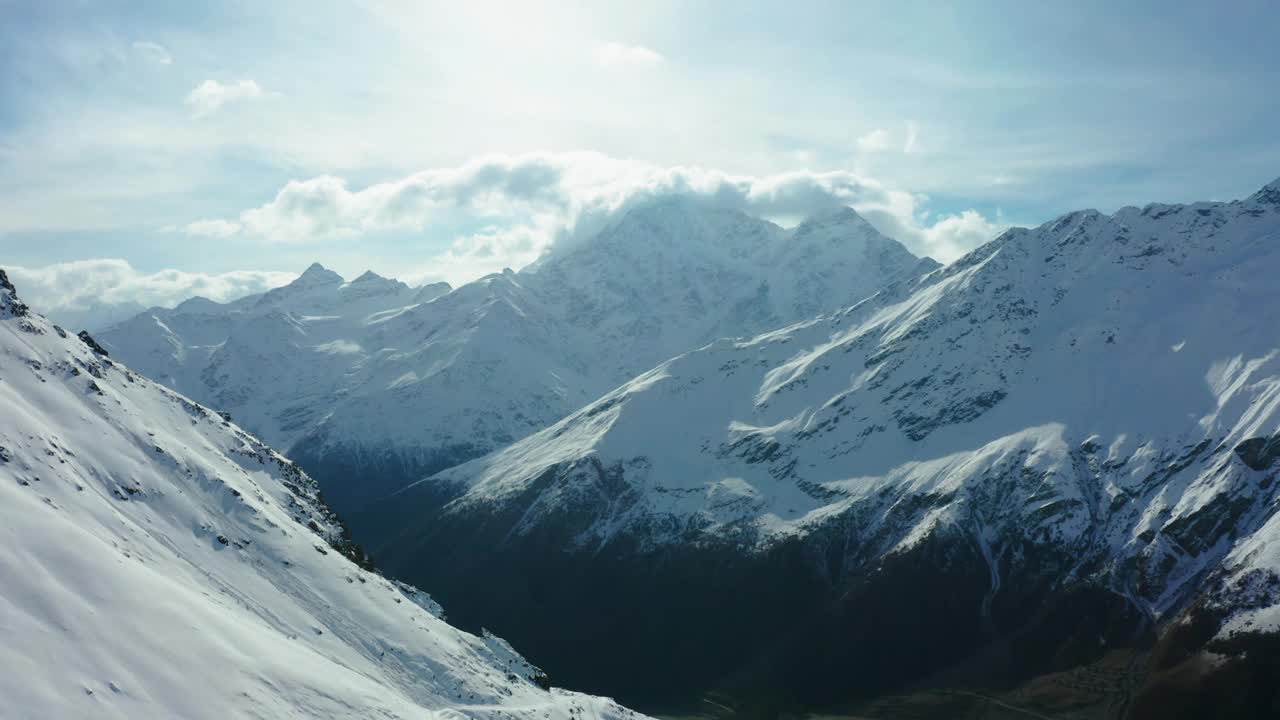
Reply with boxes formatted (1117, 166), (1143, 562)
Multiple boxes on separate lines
(0, 269), (29, 318)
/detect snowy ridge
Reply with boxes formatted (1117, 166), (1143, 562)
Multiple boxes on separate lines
(99, 200), (932, 510)
(413, 179), (1280, 632)
(0, 272), (644, 719)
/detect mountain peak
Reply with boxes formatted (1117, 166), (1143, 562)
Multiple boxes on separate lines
(294, 262), (344, 286)
(1250, 175), (1280, 206)
(0, 268), (18, 300)
(414, 281), (452, 303)
(799, 204), (866, 226)
(346, 270), (411, 296)
(173, 295), (221, 312)
(599, 197), (769, 251)
(352, 270), (387, 283)
(0, 268), (29, 317)
(791, 204), (880, 239)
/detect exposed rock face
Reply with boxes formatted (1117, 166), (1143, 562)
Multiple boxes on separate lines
(76, 329), (110, 356)
(0, 269), (29, 317)
(1235, 434), (1280, 471)
(1249, 176), (1280, 208)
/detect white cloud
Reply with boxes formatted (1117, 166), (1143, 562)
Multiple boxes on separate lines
(856, 128), (892, 153)
(183, 219), (241, 239)
(200, 152), (1002, 277)
(185, 79), (265, 118)
(596, 41), (665, 68)
(907, 209), (1007, 263)
(406, 223), (553, 285)
(132, 41), (172, 65)
(5, 259), (295, 329)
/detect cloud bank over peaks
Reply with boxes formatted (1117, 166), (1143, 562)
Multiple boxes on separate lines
(5, 260), (296, 329)
(188, 152), (1005, 282)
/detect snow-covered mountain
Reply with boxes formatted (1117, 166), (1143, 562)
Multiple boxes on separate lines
(366, 180), (1280, 715)
(99, 199), (934, 514)
(0, 270), (644, 720)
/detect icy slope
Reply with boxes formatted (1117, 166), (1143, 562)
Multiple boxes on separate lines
(405, 178), (1280, 628)
(100, 200), (932, 511)
(0, 270), (643, 720)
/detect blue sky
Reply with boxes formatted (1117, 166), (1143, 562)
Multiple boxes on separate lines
(3, 0), (1279, 319)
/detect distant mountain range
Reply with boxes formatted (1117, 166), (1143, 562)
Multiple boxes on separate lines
(100, 199), (933, 515)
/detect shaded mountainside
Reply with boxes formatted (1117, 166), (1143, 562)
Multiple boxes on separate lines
(99, 200), (933, 515)
(0, 271), (645, 720)
(361, 180), (1280, 717)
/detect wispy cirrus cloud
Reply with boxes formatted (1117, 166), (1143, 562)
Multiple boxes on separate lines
(182, 218), (241, 239)
(131, 41), (172, 65)
(903, 121), (920, 153)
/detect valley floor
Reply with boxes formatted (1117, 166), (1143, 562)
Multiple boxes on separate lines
(657, 650), (1148, 720)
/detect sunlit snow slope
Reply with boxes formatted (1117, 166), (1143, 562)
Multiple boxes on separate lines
(0, 270), (644, 720)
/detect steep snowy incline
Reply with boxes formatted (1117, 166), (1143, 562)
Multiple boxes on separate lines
(366, 180), (1280, 710)
(100, 201), (933, 513)
(0, 270), (643, 720)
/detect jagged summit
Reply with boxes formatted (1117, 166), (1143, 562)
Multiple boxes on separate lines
(251, 263), (348, 310)
(293, 261), (344, 286)
(0, 268), (28, 317)
(172, 295), (225, 313)
(0, 268), (16, 296)
(794, 203), (869, 228)
(413, 281), (452, 303)
(352, 269), (387, 283)
(1250, 175), (1280, 206)
(347, 270), (410, 295)
(789, 205), (901, 256)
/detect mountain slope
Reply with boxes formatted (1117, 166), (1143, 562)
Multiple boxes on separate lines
(100, 200), (934, 514)
(367, 180), (1280, 716)
(0, 270), (643, 720)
